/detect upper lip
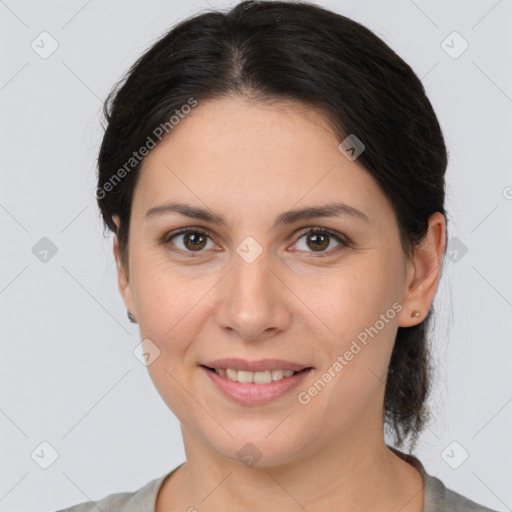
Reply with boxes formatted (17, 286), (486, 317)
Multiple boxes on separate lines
(201, 358), (312, 372)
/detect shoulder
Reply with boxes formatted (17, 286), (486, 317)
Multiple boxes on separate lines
(54, 473), (168, 512)
(424, 473), (501, 512)
(388, 446), (500, 512)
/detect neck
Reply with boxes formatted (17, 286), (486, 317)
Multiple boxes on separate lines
(156, 394), (424, 511)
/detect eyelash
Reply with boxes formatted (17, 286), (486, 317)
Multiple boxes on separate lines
(161, 227), (350, 258)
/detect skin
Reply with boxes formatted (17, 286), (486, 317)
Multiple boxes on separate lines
(112, 95), (446, 511)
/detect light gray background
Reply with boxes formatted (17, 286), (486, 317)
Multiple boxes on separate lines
(1, 0), (511, 510)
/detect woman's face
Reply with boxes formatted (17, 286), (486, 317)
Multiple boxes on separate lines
(114, 96), (437, 466)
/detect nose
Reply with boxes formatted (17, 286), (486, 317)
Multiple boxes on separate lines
(214, 249), (292, 341)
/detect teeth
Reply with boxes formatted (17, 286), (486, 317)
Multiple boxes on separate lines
(272, 369), (284, 381)
(214, 368), (297, 384)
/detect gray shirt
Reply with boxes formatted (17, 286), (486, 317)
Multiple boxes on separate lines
(55, 452), (499, 512)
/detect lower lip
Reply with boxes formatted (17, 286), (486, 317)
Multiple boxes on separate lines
(200, 366), (313, 405)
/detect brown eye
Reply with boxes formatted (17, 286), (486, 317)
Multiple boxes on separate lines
(306, 232), (330, 251)
(182, 231), (207, 251)
(292, 228), (348, 255)
(165, 229), (215, 254)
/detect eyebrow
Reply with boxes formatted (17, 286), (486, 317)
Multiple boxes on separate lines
(144, 201), (370, 228)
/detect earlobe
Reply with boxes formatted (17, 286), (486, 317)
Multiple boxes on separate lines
(397, 212), (447, 328)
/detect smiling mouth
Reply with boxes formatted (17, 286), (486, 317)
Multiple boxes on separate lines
(201, 365), (312, 385)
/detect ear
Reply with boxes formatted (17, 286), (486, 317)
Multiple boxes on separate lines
(397, 212), (447, 327)
(112, 215), (136, 318)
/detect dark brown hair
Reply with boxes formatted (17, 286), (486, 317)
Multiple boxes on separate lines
(96, 0), (448, 449)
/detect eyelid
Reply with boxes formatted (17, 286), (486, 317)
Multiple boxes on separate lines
(291, 227), (350, 257)
(162, 226), (216, 243)
(162, 227), (219, 257)
(162, 226), (350, 257)
(294, 226), (350, 245)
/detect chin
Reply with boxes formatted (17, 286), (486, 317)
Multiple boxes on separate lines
(201, 426), (309, 469)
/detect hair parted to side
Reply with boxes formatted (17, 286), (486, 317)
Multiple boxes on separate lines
(97, 0), (448, 450)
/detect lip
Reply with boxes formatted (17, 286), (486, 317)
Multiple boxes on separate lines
(200, 365), (313, 405)
(201, 358), (311, 372)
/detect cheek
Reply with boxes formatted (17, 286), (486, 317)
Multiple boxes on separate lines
(295, 272), (400, 433)
(132, 258), (211, 417)
(307, 255), (400, 337)
(129, 252), (210, 352)
(304, 253), (402, 388)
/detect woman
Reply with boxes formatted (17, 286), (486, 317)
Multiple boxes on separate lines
(57, 1), (498, 510)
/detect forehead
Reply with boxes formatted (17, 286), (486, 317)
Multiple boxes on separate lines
(144, 96), (341, 167)
(132, 96), (392, 226)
